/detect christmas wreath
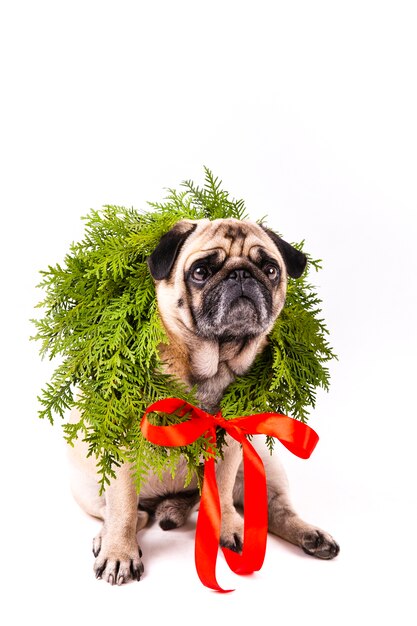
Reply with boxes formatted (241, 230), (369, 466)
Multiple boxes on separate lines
(32, 168), (336, 493)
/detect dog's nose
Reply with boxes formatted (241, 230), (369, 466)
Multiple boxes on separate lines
(227, 268), (252, 281)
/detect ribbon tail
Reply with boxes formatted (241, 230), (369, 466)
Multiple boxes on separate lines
(195, 456), (234, 593)
(223, 436), (268, 575)
(140, 400), (320, 592)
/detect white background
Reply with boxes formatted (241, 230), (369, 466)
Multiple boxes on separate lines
(1, 1), (416, 624)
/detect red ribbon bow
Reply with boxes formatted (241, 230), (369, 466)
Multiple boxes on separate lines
(141, 397), (319, 592)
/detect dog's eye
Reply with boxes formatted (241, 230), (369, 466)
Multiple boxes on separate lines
(264, 264), (279, 281)
(192, 265), (211, 282)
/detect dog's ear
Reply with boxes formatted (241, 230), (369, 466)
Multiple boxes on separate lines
(262, 227), (307, 278)
(148, 221), (197, 280)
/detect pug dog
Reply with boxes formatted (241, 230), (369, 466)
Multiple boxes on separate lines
(68, 218), (339, 586)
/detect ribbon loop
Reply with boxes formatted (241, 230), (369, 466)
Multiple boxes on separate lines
(140, 398), (318, 592)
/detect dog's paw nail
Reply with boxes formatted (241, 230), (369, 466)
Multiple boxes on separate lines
(108, 574), (115, 586)
(235, 533), (243, 550)
(92, 535), (102, 557)
(94, 560), (107, 579)
(220, 532), (243, 554)
(117, 575), (125, 586)
(131, 560), (144, 581)
(232, 532), (243, 553)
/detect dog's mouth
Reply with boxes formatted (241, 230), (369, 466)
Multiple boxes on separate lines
(228, 294), (258, 314)
(220, 297), (260, 337)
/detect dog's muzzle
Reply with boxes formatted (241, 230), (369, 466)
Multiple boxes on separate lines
(196, 267), (273, 339)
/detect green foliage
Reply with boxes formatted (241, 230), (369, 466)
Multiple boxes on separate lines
(32, 167), (336, 492)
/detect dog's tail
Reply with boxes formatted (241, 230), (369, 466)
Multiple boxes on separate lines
(139, 490), (200, 531)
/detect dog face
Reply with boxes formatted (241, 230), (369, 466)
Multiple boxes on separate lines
(148, 218), (306, 345)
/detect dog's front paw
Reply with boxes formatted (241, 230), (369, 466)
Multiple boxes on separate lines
(93, 532), (144, 585)
(220, 509), (244, 553)
(301, 529), (340, 560)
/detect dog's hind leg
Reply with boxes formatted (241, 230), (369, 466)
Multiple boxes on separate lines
(233, 436), (340, 560)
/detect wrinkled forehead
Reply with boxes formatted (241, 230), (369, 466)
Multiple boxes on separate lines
(181, 218), (282, 268)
